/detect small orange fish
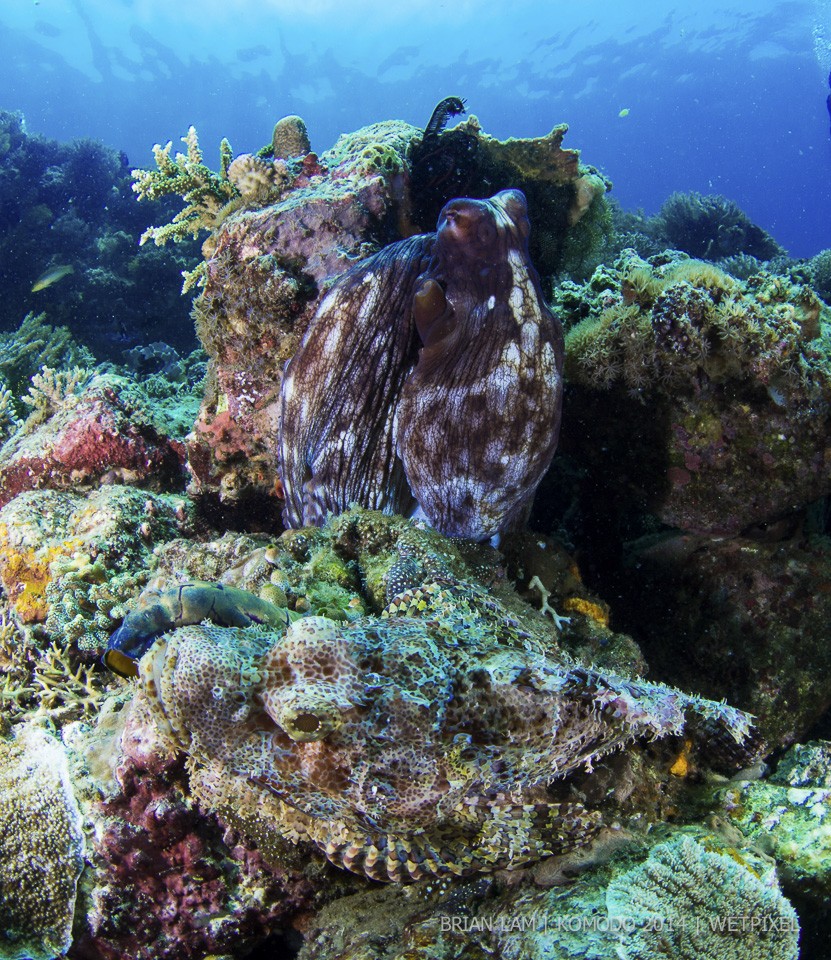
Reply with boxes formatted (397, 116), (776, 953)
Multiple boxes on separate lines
(32, 264), (74, 292)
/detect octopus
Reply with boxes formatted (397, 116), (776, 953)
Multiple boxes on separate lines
(278, 188), (563, 541)
(139, 578), (760, 883)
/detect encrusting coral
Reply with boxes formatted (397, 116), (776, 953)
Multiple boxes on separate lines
(561, 250), (831, 534)
(0, 723), (85, 960)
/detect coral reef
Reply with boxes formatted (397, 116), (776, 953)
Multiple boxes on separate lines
(561, 251), (830, 535)
(0, 485), (192, 633)
(0, 372), (187, 508)
(280, 189), (564, 539)
(296, 824), (798, 960)
(606, 835), (799, 960)
(0, 723), (85, 960)
(2, 101), (830, 960)
(0, 111), (199, 360)
(66, 700), (319, 960)
(807, 248), (831, 304)
(657, 191), (783, 261)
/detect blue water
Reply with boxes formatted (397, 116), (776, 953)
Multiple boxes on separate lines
(1, 0), (830, 258)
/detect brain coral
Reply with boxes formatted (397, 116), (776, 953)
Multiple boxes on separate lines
(139, 578), (758, 883)
(606, 835), (799, 960)
(0, 723), (85, 960)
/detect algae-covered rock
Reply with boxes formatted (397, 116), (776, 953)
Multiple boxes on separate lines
(616, 531), (831, 749)
(561, 251), (830, 535)
(721, 741), (831, 904)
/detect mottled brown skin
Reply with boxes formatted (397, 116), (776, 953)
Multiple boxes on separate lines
(279, 235), (432, 528)
(140, 579), (759, 883)
(398, 190), (564, 539)
(279, 190), (563, 540)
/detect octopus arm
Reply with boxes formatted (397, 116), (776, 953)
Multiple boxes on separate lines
(279, 234), (434, 527)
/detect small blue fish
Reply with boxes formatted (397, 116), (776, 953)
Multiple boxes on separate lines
(32, 264), (74, 292)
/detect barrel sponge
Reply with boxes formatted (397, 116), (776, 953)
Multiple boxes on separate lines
(0, 724), (85, 960)
(606, 835), (799, 960)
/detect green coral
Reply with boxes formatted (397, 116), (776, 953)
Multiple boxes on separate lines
(0, 723), (85, 960)
(606, 835), (799, 960)
(132, 126), (238, 246)
(0, 313), (94, 414)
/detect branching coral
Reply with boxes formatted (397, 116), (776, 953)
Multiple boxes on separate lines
(0, 313), (94, 408)
(132, 126), (238, 248)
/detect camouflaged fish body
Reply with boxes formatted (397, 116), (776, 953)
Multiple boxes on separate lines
(278, 190), (564, 540)
(140, 581), (758, 883)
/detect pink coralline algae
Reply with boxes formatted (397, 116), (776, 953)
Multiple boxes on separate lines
(0, 375), (184, 509)
(71, 704), (316, 960)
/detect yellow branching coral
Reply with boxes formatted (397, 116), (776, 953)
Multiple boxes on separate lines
(0, 723), (85, 960)
(132, 126), (238, 248)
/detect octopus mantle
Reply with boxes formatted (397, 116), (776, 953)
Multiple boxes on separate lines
(278, 189), (564, 541)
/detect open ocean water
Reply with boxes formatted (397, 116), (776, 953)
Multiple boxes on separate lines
(2, 0), (830, 256)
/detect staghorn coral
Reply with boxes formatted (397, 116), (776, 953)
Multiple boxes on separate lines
(0, 312), (94, 410)
(0, 723), (85, 960)
(132, 126), (238, 249)
(606, 835), (799, 960)
(138, 572), (759, 883)
(280, 189), (564, 540)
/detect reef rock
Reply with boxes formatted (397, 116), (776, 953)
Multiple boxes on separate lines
(0, 373), (186, 509)
(617, 530), (831, 749)
(0, 485), (191, 627)
(0, 723), (85, 960)
(561, 253), (830, 536)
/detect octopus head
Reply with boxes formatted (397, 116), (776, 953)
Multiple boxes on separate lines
(436, 188), (530, 266)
